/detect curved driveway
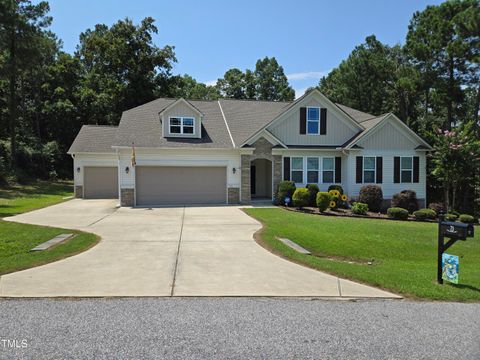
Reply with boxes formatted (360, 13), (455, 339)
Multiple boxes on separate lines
(0, 200), (399, 298)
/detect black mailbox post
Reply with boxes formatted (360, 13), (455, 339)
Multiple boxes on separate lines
(437, 213), (475, 284)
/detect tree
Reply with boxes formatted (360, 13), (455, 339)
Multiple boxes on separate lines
(405, 0), (480, 130)
(254, 57), (295, 101)
(216, 68), (247, 99)
(169, 74), (220, 100)
(0, 0), (52, 168)
(76, 17), (176, 125)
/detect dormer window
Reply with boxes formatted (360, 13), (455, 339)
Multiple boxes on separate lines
(170, 117), (195, 135)
(307, 107), (320, 134)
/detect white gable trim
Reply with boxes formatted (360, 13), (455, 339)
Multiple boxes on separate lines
(158, 98), (204, 117)
(240, 89), (364, 147)
(345, 113), (432, 150)
(245, 129), (288, 148)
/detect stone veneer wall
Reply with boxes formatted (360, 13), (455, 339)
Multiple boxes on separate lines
(227, 187), (240, 204)
(241, 137), (283, 204)
(75, 185), (83, 198)
(120, 188), (134, 207)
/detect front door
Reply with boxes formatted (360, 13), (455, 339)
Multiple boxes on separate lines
(250, 165), (256, 195)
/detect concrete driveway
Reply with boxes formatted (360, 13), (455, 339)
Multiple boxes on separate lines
(0, 200), (399, 298)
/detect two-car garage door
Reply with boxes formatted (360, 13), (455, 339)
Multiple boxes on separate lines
(135, 166), (227, 206)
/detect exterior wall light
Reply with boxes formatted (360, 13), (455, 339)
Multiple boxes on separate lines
(125, 166), (130, 174)
(232, 167), (236, 174)
(76, 167), (81, 173)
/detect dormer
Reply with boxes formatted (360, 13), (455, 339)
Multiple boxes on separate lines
(160, 98), (203, 139)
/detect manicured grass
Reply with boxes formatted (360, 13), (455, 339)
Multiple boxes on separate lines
(0, 181), (73, 217)
(0, 221), (98, 275)
(244, 208), (480, 302)
(0, 181), (98, 276)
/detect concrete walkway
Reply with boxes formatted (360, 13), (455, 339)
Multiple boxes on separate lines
(0, 199), (400, 298)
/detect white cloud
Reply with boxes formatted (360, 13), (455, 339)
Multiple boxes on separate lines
(286, 71), (330, 81)
(294, 88), (308, 99)
(204, 79), (217, 87)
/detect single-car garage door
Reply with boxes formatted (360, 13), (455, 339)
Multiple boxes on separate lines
(136, 166), (227, 206)
(84, 167), (118, 199)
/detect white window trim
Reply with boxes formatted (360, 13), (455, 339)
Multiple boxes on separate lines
(363, 156), (376, 184)
(400, 156), (413, 183)
(322, 157), (335, 184)
(306, 107), (320, 135)
(169, 116), (195, 135)
(291, 156), (304, 184)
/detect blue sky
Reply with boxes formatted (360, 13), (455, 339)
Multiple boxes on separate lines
(46, 0), (442, 97)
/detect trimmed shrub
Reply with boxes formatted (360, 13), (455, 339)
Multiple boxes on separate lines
(413, 208), (436, 221)
(428, 202), (444, 214)
(292, 188), (309, 208)
(306, 184), (319, 207)
(387, 207), (409, 220)
(459, 214), (475, 224)
(276, 181), (296, 206)
(352, 202), (368, 215)
(358, 185), (383, 212)
(316, 192), (330, 212)
(327, 185), (344, 195)
(449, 210), (460, 217)
(445, 213), (458, 221)
(391, 190), (419, 213)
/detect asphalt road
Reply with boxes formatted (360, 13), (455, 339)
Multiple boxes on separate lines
(0, 298), (478, 360)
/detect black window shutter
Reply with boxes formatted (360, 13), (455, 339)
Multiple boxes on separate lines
(356, 156), (363, 183)
(376, 157), (383, 184)
(335, 157), (341, 183)
(394, 157), (400, 183)
(299, 107), (306, 134)
(320, 108), (327, 135)
(413, 156), (419, 183)
(283, 157), (290, 181)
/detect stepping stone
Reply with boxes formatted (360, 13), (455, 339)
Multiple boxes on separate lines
(30, 234), (75, 251)
(276, 237), (311, 255)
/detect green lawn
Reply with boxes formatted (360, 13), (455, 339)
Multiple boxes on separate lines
(0, 181), (73, 217)
(0, 181), (98, 276)
(245, 208), (480, 302)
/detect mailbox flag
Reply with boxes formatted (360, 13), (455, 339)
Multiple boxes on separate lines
(442, 253), (459, 284)
(131, 142), (136, 167)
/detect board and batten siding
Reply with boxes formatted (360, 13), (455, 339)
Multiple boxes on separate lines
(162, 101), (202, 138)
(268, 97), (358, 146)
(356, 121), (417, 150)
(346, 150), (427, 200)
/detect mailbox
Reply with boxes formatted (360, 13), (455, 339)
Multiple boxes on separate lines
(440, 221), (474, 240)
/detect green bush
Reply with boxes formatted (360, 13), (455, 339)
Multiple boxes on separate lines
(445, 213), (458, 221)
(306, 184), (319, 206)
(459, 214), (475, 224)
(428, 202), (444, 214)
(292, 188), (309, 208)
(327, 184), (344, 195)
(413, 208), (437, 221)
(352, 202), (368, 215)
(276, 181), (296, 206)
(391, 190), (419, 213)
(316, 192), (330, 212)
(387, 207), (409, 220)
(449, 210), (460, 217)
(358, 185), (383, 212)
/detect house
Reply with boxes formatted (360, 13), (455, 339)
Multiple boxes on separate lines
(68, 89), (432, 207)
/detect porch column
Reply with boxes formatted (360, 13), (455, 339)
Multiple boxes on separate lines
(273, 155), (282, 198)
(241, 154), (251, 204)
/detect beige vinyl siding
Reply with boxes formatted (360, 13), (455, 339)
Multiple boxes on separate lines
(163, 101), (201, 138)
(268, 97), (358, 146)
(356, 122), (417, 150)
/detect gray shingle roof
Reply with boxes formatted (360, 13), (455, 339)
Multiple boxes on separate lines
(69, 95), (398, 153)
(67, 125), (118, 153)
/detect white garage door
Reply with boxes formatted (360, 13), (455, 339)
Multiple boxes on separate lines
(135, 166), (227, 206)
(84, 167), (118, 199)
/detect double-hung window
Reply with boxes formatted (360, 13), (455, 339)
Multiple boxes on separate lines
(363, 157), (376, 183)
(291, 157), (304, 183)
(307, 157), (319, 183)
(307, 107), (320, 134)
(401, 157), (413, 183)
(169, 117), (195, 135)
(322, 157), (334, 183)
